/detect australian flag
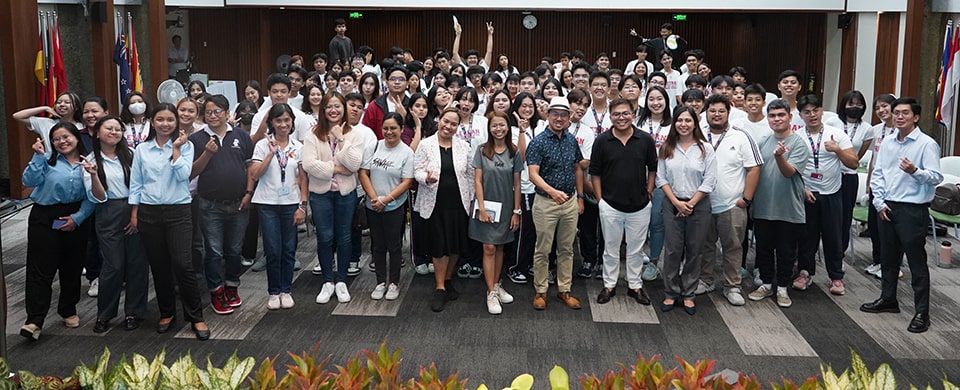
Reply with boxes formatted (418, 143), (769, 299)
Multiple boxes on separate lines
(114, 35), (133, 102)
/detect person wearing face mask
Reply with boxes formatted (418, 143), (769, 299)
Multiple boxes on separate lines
(233, 100), (258, 134)
(835, 90), (874, 256)
(121, 92), (152, 149)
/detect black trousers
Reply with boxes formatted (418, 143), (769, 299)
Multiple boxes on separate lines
(840, 173), (859, 254)
(578, 198), (601, 265)
(138, 204), (206, 324)
(798, 191), (845, 280)
(242, 204), (260, 259)
(95, 199), (149, 322)
(879, 201), (930, 315)
(505, 193), (536, 274)
(367, 205), (406, 285)
(25, 202), (89, 327)
(754, 219), (803, 287)
(409, 189), (431, 266)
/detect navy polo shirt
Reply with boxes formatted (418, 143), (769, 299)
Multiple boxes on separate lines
(525, 128), (583, 197)
(189, 125), (254, 201)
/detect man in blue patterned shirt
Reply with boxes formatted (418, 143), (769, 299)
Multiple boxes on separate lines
(526, 96), (585, 310)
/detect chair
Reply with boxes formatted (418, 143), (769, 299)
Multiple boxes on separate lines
(929, 173), (960, 245)
(940, 156), (960, 178)
(849, 172), (870, 257)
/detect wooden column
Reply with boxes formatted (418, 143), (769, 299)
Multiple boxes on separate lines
(147, 0), (167, 97)
(900, 0), (924, 97)
(0, 0), (40, 199)
(838, 13), (859, 107)
(90, 0), (118, 109)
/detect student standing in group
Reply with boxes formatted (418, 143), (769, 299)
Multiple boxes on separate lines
(617, 75), (644, 115)
(414, 107), (475, 312)
(363, 66), (411, 139)
(302, 84), (324, 122)
(303, 92), (365, 304)
(695, 95), (762, 306)
(77, 97), (110, 297)
(247, 103), (308, 310)
(656, 106), (716, 315)
(19, 122), (95, 340)
(13, 91), (83, 152)
(863, 94), (898, 279)
(328, 18), (355, 66)
(526, 97), (585, 311)
(504, 93), (543, 284)
(836, 90), (875, 255)
(590, 98), (657, 305)
(129, 104), (210, 339)
(562, 88), (599, 280)
(747, 99), (810, 308)
(82, 116), (149, 333)
(251, 73), (317, 147)
(189, 95), (254, 315)
(344, 92), (379, 275)
(399, 93), (436, 275)
(469, 111), (523, 314)
(860, 97), (942, 334)
(359, 113), (415, 301)
(792, 95), (858, 296)
(635, 86), (672, 281)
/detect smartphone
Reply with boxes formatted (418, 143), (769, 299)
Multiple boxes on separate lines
(52, 219), (68, 229)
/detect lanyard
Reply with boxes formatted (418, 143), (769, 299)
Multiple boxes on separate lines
(707, 130), (726, 149)
(327, 137), (339, 157)
(844, 122), (860, 140)
(274, 146), (289, 183)
(459, 117), (474, 145)
(591, 107), (607, 135)
(647, 118), (660, 136)
(132, 122), (146, 147)
(572, 122), (582, 139)
(806, 130), (823, 170)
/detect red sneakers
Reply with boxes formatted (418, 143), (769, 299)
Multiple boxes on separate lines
(224, 286), (242, 307)
(211, 287), (235, 315)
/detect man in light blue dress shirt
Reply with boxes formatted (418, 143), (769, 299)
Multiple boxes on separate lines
(860, 97), (943, 334)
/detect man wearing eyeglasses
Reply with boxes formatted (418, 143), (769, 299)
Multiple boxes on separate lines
(190, 94), (255, 315)
(526, 96), (585, 310)
(588, 98), (657, 305)
(362, 66), (410, 140)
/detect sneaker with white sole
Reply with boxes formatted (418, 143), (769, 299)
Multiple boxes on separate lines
(368, 261), (376, 272)
(371, 283), (387, 300)
(87, 278), (99, 297)
(251, 257), (268, 272)
(457, 264), (471, 279)
(428, 263), (435, 273)
(776, 288), (792, 308)
(829, 279), (845, 295)
(576, 262), (594, 278)
(347, 262), (361, 276)
(875, 268), (905, 279)
(316, 282), (335, 304)
(753, 269), (763, 286)
(641, 262), (660, 281)
(279, 293), (295, 309)
(507, 270), (528, 284)
(694, 280), (715, 295)
(312, 263), (323, 275)
(267, 295), (281, 310)
(724, 287), (745, 306)
(792, 270), (811, 291)
(241, 257), (255, 267)
(486, 291), (502, 315)
(335, 282), (351, 302)
(415, 264), (430, 275)
(385, 284), (400, 300)
(748, 285), (774, 301)
(864, 263), (881, 277)
(495, 282), (514, 304)
(294, 260), (301, 271)
(469, 265), (482, 279)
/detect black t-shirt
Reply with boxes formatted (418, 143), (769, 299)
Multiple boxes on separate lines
(189, 126), (254, 201)
(588, 127), (658, 212)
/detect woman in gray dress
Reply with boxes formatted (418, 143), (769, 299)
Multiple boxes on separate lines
(469, 111), (523, 315)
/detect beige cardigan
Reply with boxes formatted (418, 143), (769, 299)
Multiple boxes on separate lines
(301, 128), (365, 195)
(413, 134), (475, 219)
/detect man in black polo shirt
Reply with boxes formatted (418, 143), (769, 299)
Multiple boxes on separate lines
(589, 98), (657, 305)
(190, 95), (255, 315)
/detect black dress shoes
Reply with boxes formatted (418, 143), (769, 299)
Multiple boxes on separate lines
(124, 316), (141, 331)
(93, 320), (110, 333)
(156, 317), (175, 334)
(859, 298), (900, 313)
(908, 313), (930, 333)
(192, 323), (211, 341)
(627, 288), (651, 305)
(597, 288), (615, 304)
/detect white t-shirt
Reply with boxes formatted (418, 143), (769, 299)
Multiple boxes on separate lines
(639, 117), (670, 152)
(456, 113), (488, 156)
(259, 95), (304, 113)
(580, 105), (612, 135)
(662, 70), (682, 107)
(350, 122), (378, 198)
(739, 116), (774, 146)
(251, 102), (317, 142)
(796, 125), (853, 195)
(250, 137), (303, 205)
(839, 120), (874, 174)
(624, 59), (655, 78)
(515, 122), (548, 194)
(124, 121), (151, 150)
(707, 128), (763, 214)
(168, 47), (188, 76)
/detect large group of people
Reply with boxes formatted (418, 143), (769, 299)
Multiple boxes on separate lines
(12, 19), (943, 341)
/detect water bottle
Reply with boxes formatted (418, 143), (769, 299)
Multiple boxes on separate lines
(939, 241), (954, 268)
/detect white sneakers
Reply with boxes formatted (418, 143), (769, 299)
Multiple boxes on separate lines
(724, 287), (745, 306)
(385, 284), (400, 300)
(316, 282), (335, 304)
(280, 293), (295, 308)
(487, 291), (502, 315)
(335, 282), (351, 303)
(371, 283), (387, 300)
(495, 283), (513, 304)
(776, 288), (792, 308)
(267, 295), (281, 310)
(87, 278), (99, 297)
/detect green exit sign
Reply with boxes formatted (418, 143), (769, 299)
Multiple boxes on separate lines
(673, 14), (687, 21)
(349, 12), (363, 19)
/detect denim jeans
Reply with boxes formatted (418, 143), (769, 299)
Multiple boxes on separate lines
(310, 191), (357, 282)
(199, 197), (250, 291)
(647, 188), (665, 261)
(259, 204), (299, 295)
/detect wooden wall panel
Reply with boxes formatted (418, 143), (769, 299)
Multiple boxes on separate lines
(189, 9), (826, 99)
(874, 13), (900, 96)
(838, 14), (858, 107)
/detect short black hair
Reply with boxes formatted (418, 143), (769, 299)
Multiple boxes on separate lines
(743, 83), (767, 99)
(465, 49), (480, 58)
(683, 50), (702, 61)
(767, 99), (790, 113)
(685, 74), (707, 87)
(572, 50), (586, 59)
(710, 75), (735, 89)
(266, 73), (292, 90)
(312, 53), (328, 62)
(892, 97), (921, 116)
(729, 66), (747, 78)
(704, 94), (730, 111)
(334, 18), (346, 25)
(778, 69), (801, 83)
(681, 89), (705, 102)
(660, 23), (673, 31)
(797, 94), (822, 110)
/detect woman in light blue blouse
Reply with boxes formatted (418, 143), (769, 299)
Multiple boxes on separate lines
(128, 103), (210, 340)
(656, 106), (716, 316)
(20, 122), (94, 341)
(82, 116), (149, 333)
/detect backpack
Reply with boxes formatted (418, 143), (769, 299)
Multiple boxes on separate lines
(932, 183), (960, 214)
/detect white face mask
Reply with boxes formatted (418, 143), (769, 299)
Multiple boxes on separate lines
(129, 102), (146, 116)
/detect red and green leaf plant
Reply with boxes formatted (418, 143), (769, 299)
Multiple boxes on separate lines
(623, 354), (678, 390)
(281, 345), (334, 390)
(364, 341), (404, 389)
(579, 369), (626, 390)
(405, 362), (468, 390)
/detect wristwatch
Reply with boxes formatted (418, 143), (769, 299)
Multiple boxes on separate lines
(576, 193), (585, 199)
(513, 208), (522, 215)
(742, 197), (753, 206)
(299, 201), (308, 210)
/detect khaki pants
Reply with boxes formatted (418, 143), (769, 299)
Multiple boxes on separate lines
(701, 206), (748, 289)
(532, 195), (578, 294)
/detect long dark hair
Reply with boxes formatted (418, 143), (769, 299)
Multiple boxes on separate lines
(426, 86), (449, 123)
(46, 122), (88, 166)
(484, 89), (511, 116)
(146, 103), (180, 141)
(481, 111), (516, 160)
(120, 92), (151, 124)
(55, 91), (83, 123)
(404, 93), (436, 136)
(638, 86), (672, 127)
(301, 84), (324, 115)
(92, 115), (133, 191)
(358, 72), (381, 104)
(510, 92), (540, 130)
(659, 106), (706, 160)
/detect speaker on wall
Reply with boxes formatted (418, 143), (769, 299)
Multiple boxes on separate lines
(838, 13), (852, 30)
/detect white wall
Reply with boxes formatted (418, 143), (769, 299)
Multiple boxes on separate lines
(934, 0), (960, 12)
(823, 13), (843, 111)
(853, 12), (879, 104)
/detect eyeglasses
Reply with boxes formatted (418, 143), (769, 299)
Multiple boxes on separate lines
(610, 111), (633, 118)
(549, 111), (570, 118)
(205, 109), (225, 116)
(52, 135), (74, 143)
